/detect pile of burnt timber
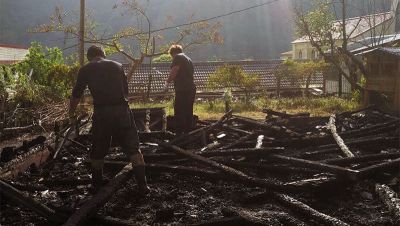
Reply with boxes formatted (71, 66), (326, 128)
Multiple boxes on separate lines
(1, 107), (399, 225)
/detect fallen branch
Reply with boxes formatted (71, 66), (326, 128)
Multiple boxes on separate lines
(328, 114), (354, 158)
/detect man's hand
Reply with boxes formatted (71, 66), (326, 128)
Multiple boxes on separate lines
(163, 81), (170, 93)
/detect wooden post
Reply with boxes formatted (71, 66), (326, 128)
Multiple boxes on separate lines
(79, 0), (85, 66)
(146, 37), (156, 99)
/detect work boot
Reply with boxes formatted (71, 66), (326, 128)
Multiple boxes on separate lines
(133, 165), (150, 196)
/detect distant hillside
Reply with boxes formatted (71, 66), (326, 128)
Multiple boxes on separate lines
(0, 0), (394, 61)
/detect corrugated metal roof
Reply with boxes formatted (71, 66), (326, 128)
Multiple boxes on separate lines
(356, 47), (400, 58)
(0, 46), (28, 64)
(350, 34), (400, 54)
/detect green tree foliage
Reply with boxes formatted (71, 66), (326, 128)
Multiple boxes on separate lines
(0, 42), (79, 107)
(152, 54), (172, 63)
(278, 59), (329, 97)
(207, 65), (259, 102)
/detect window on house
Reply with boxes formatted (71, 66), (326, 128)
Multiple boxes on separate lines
(311, 50), (315, 60)
(299, 50), (303, 59)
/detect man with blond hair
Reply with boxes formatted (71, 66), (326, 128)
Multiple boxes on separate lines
(164, 45), (196, 135)
(69, 45), (150, 195)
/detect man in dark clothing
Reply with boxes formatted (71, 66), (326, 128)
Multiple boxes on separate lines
(69, 45), (150, 195)
(164, 45), (196, 135)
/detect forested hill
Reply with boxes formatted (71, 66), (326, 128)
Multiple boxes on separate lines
(0, 0), (393, 61)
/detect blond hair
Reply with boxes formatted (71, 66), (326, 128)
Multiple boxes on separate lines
(168, 44), (183, 55)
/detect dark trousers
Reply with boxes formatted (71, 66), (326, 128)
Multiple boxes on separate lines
(91, 105), (140, 160)
(174, 88), (196, 134)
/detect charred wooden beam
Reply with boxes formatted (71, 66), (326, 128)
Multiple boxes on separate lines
(221, 124), (252, 135)
(339, 119), (399, 139)
(323, 153), (400, 166)
(269, 155), (358, 180)
(1, 180), (135, 226)
(0, 180), (65, 223)
(53, 127), (73, 160)
(190, 217), (245, 226)
(200, 147), (284, 157)
(328, 114), (354, 157)
(0, 146), (50, 179)
(295, 136), (399, 158)
(218, 133), (256, 150)
(171, 110), (232, 146)
(63, 163), (134, 226)
(219, 160), (318, 175)
(357, 157), (400, 179)
(375, 183), (400, 224)
(273, 193), (350, 226)
(233, 115), (301, 137)
(222, 207), (307, 226)
(262, 108), (310, 118)
(255, 135), (264, 149)
(153, 139), (294, 191)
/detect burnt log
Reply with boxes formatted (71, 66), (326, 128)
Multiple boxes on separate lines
(63, 163), (134, 226)
(375, 183), (400, 224)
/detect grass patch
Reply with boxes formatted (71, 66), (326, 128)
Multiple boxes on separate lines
(129, 96), (361, 120)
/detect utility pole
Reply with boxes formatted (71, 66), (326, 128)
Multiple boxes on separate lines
(79, 0), (85, 66)
(341, 0), (346, 51)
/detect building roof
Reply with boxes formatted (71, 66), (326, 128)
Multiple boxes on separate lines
(121, 60), (322, 94)
(356, 47), (400, 58)
(0, 45), (29, 65)
(292, 12), (393, 44)
(351, 34), (400, 55)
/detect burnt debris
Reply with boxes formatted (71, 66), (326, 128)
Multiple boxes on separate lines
(0, 107), (399, 226)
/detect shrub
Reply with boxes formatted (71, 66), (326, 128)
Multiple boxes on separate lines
(207, 65), (259, 102)
(1, 42), (78, 107)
